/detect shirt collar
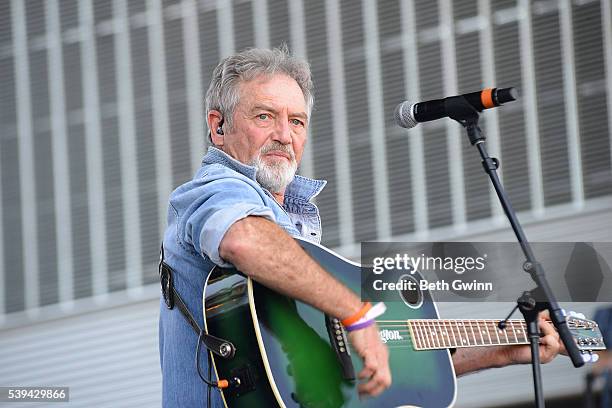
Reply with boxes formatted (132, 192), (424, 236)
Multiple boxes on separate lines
(203, 146), (258, 180)
(203, 146), (326, 202)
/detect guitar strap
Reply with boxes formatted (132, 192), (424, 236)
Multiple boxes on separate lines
(159, 246), (224, 408)
(158, 243), (203, 337)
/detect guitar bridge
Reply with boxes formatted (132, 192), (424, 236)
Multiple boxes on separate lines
(325, 315), (355, 381)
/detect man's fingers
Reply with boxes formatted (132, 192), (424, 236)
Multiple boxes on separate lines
(349, 325), (392, 397)
(538, 323), (560, 363)
(358, 366), (391, 397)
(358, 353), (377, 380)
(538, 316), (560, 346)
(358, 380), (385, 398)
(538, 315), (556, 336)
(357, 348), (392, 397)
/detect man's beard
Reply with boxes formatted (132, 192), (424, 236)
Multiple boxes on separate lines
(250, 142), (298, 193)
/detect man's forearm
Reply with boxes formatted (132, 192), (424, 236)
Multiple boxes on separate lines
(219, 216), (362, 319)
(452, 347), (510, 376)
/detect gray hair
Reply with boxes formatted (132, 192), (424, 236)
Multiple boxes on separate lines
(205, 46), (314, 137)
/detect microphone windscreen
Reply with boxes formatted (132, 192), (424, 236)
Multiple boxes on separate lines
(495, 87), (518, 105)
(394, 101), (418, 129)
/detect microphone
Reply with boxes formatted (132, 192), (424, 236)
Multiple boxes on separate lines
(394, 87), (518, 129)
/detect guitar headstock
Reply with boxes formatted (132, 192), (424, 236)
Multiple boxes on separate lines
(565, 311), (606, 363)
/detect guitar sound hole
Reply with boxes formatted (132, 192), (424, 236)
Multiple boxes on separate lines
(399, 274), (422, 309)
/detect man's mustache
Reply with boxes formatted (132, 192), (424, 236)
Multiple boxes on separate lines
(260, 142), (296, 161)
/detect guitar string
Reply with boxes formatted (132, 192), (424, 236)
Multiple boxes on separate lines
(340, 320), (584, 351)
(340, 331), (527, 350)
(345, 341), (533, 350)
(373, 330), (523, 341)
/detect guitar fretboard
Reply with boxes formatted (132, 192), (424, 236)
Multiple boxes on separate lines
(406, 319), (530, 350)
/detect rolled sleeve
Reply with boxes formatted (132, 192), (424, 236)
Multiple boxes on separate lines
(173, 169), (277, 268)
(200, 203), (275, 267)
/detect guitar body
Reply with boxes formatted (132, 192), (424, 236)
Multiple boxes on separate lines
(203, 238), (457, 408)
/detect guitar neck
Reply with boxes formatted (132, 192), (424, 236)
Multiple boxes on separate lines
(405, 319), (530, 350)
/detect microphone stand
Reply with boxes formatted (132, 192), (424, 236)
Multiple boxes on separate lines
(443, 96), (585, 408)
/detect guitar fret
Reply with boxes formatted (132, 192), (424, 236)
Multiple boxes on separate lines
(437, 321), (444, 348)
(474, 320), (481, 345)
(518, 321), (528, 343)
(500, 321), (510, 344)
(442, 321), (451, 348)
(407, 322), (416, 349)
(423, 321), (432, 348)
(486, 320), (494, 345)
(435, 320), (444, 348)
(468, 320), (478, 346)
(430, 321), (440, 348)
(442, 320), (450, 348)
(471, 321), (479, 345)
(510, 320), (519, 344)
(419, 321), (430, 349)
(406, 320), (421, 350)
(449, 320), (458, 348)
(418, 321), (425, 348)
(447, 320), (459, 347)
(415, 321), (424, 350)
(492, 320), (501, 345)
(512, 321), (524, 343)
(476, 321), (484, 344)
(409, 321), (420, 349)
(460, 320), (470, 346)
(480, 320), (491, 345)
(442, 320), (453, 347)
(494, 320), (508, 345)
(423, 321), (431, 348)
(512, 321), (520, 343)
(423, 321), (433, 349)
(502, 322), (511, 344)
(452, 321), (459, 346)
(418, 321), (425, 349)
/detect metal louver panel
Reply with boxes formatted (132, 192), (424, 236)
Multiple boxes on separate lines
(1, 1), (611, 406)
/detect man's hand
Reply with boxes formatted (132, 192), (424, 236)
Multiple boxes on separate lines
(502, 311), (562, 365)
(591, 351), (612, 375)
(453, 311), (565, 376)
(347, 324), (392, 397)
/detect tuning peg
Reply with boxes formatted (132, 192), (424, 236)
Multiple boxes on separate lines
(581, 351), (600, 363)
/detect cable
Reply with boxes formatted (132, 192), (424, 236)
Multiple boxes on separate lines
(196, 330), (217, 387)
(207, 348), (212, 408)
(195, 330), (231, 408)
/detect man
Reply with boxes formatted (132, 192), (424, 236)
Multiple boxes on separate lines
(159, 47), (562, 407)
(586, 306), (612, 407)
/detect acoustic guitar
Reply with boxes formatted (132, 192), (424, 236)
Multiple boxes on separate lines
(203, 238), (604, 408)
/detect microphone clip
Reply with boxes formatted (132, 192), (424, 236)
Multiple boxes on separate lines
(444, 96), (485, 145)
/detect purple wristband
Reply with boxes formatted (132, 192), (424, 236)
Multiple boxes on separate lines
(345, 319), (374, 332)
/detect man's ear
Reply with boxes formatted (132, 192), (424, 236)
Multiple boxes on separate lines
(207, 110), (224, 146)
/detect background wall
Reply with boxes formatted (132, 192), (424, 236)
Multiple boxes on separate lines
(1, 0), (611, 406)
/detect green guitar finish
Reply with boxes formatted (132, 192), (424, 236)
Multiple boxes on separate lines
(203, 238), (456, 408)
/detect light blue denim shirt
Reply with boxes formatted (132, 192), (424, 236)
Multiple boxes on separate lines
(165, 146), (326, 266)
(159, 146), (326, 407)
